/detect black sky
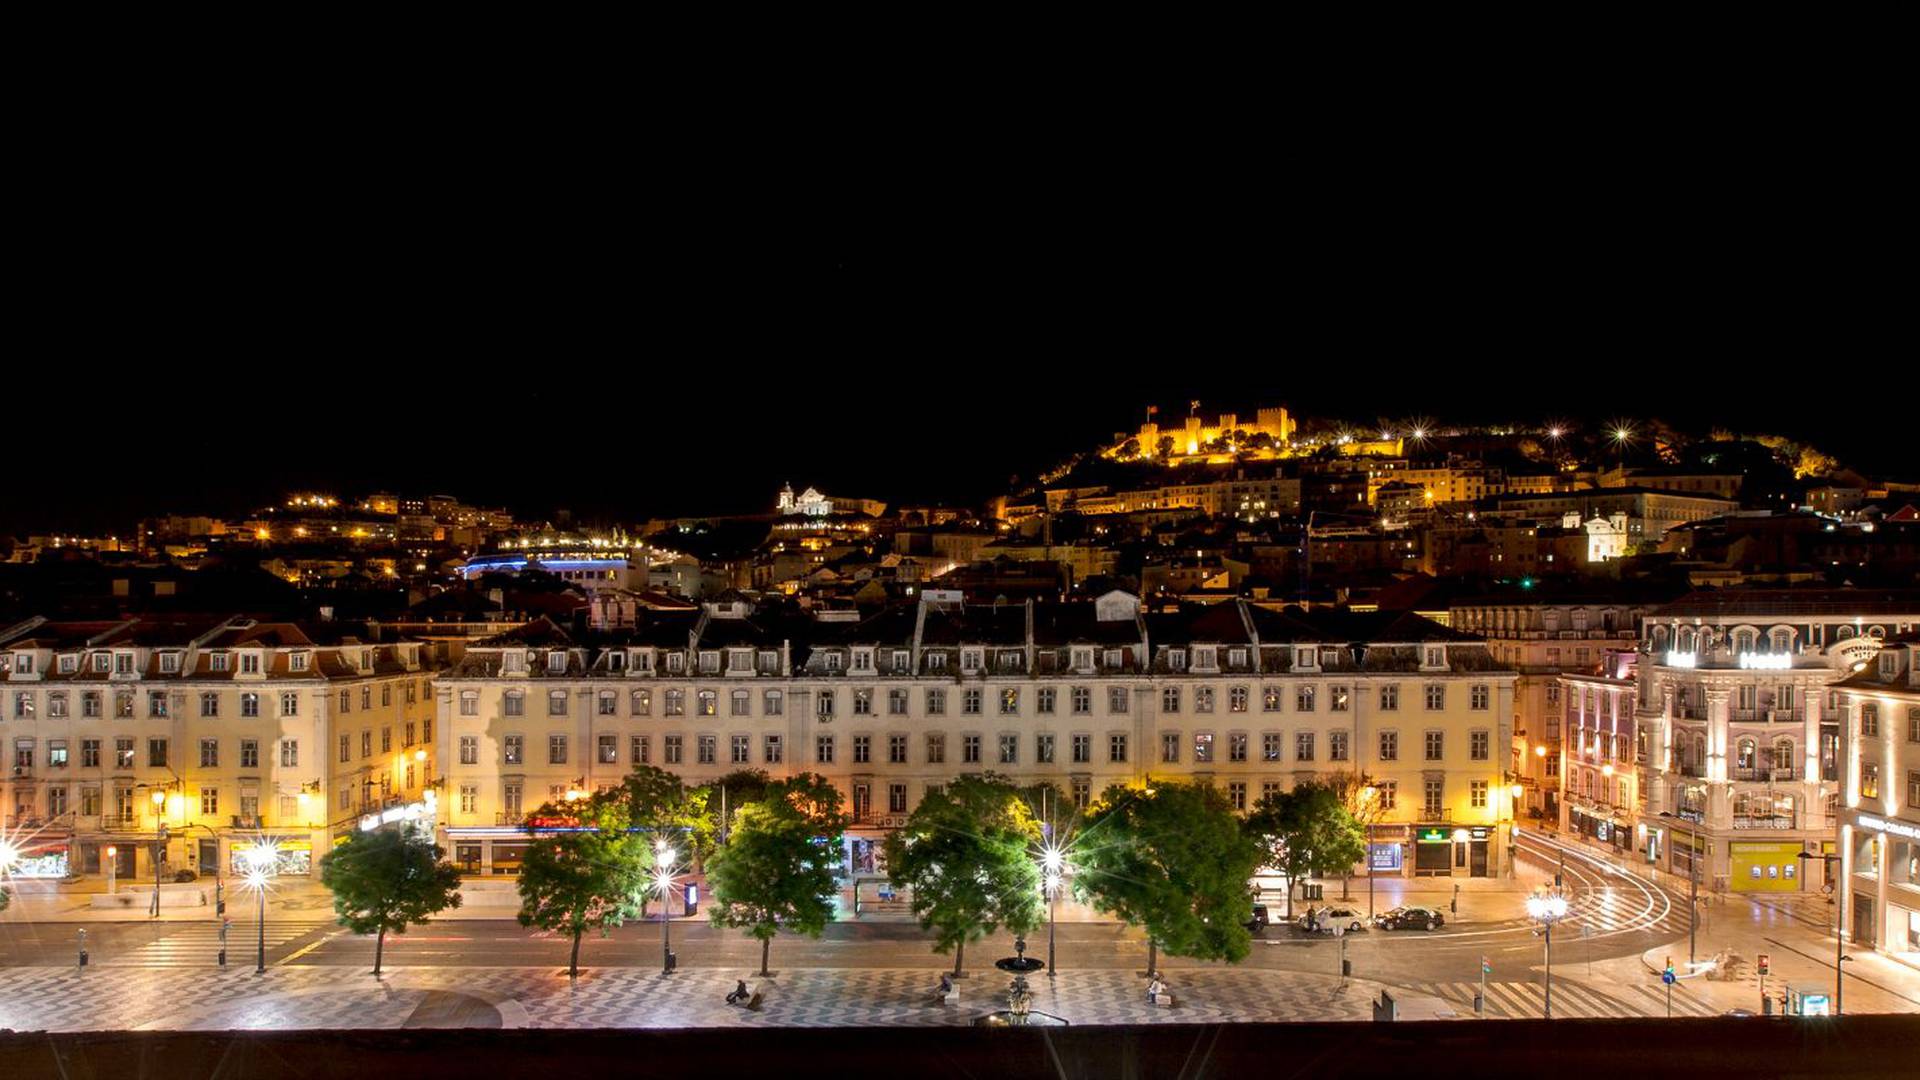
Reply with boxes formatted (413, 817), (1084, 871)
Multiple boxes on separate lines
(8, 75), (1905, 536)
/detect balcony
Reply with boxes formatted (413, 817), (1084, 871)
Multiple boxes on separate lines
(496, 812), (524, 826)
(1731, 814), (1796, 830)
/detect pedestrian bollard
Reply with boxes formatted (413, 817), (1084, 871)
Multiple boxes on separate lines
(218, 918), (230, 968)
(1451, 884), (1459, 915)
(77, 929), (89, 969)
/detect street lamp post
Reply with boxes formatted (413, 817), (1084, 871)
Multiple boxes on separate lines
(1525, 885), (1570, 1018)
(241, 842), (279, 975)
(654, 839), (677, 975)
(1041, 844), (1064, 978)
(1798, 850), (1847, 1015)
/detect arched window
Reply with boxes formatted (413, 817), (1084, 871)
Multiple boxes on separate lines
(1736, 738), (1757, 771)
(1772, 738), (1794, 773)
(1836, 625), (1855, 640)
(1652, 626), (1670, 651)
(1678, 627), (1696, 652)
(1771, 629), (1792, 653)
(1735, 629), (1756, 653)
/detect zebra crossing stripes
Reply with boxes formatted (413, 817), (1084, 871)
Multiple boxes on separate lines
(1410, 977), (1717, 1019)
(100, 921), (329, 968)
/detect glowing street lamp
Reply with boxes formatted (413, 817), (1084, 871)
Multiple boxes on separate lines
(1039, 843), (1066, 978)
(240, 841), (280, 974)
(0, 839), (18, 873)
(653, 839), (678, 975)
(1524, 885), (1571, 1018)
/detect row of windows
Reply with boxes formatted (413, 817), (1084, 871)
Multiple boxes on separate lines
(458, 774), (1494, 820)
(6, 682), (427, 721)
(9, 736), (294, 770)
(456, 727), (1495, 769)
(1856, 703), (1920, 740)
(460, 682), (1495, 720)
(335, 720), (434, 762)
(8, 786), (273, 821)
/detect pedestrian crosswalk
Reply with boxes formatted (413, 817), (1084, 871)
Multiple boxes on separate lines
(100, 920), (331, 968)
(1405, 977), (1719, 1019)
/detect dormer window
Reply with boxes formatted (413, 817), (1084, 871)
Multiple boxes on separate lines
(91, 653), (111, 673)
(1881, 651), (1899, 677)
(825, 652), (844, 672)
(729, 649), (753, 672)
(1071, 647), (1094, 672)
(60, 654), (77, 673)
(1194, 646), (1217, 670)
(1103, 648), (1124, 669)
(290, 652), (310, 672)
(503, 652), (527, 675)
(12, 654), (32, 675)
(891, 650), (910, 672)
(210, 653), (231, 673)
(960, 649), (983, 674)
(759, 650), (779, 674)
(114, 652), (134, 675)
(1295, 647), (1318, 669)
(547, 651), (568, 674)
(666, 652), (685, 673)
(608, 651), (628, 672)
(927, 653), (948, 672)
(851, 649), (874, 673)
(1228, 647), (1247, 668)
(998, 651), (1024, 673)
(240, 653), (261, 675)
(633, 650), (654, 673)
(159, 653), (179, 674)
(698, 651), (720, 674)
(1424, 646), (1445, 668)
(1168, 649), (1188, 672)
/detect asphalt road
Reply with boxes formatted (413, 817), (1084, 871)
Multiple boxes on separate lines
(0, 832), (1698, 984)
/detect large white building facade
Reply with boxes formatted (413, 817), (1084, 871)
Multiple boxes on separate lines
(0, 617), (438, 884)
(1837, 631), (1920, 964)
(433, 593), (1518, 884)
(1633, 590), (1920, 894)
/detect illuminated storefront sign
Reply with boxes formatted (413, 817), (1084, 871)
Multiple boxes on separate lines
(1856, 813), (1920, 842)
(1664, 652), (1697, 668)
(1736, 653), (1792, 670)
(359, 789), (439, 832)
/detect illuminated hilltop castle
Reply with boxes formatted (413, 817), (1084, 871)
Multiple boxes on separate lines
(1116, 404), (1297, 461)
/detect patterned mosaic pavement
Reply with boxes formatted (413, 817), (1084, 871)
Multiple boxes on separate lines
(0, 965), (1414, 1031)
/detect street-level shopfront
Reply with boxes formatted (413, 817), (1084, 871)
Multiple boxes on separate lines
(1843, 810), (1920, 964)
(1411, 825), (1494, 878)
(1567, 803), (1633, 857)
(1728, 839), (1805, 893)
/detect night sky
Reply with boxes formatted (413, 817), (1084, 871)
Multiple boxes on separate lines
(10, 109), (1904, 536)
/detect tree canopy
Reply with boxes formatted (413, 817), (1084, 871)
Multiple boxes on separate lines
(706, 772), (847, 976)
(1072, 780), (1262, 968)
(516, 796), (654, 976)
(1243, 780), (1367, 918)
(319, 825), (465, 975)
(884, 774), (1044, 976)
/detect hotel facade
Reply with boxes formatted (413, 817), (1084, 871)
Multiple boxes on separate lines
(1836, 631), (1920, 963)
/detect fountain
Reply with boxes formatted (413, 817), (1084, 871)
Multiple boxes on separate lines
(971, 934), (1068, 1026)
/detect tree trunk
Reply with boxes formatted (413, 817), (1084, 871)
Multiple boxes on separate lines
(569, 929), (583, 977)
(1285, 877), (1295, 920)
(1341, 872), (1352, 900)
(952, 940), (965, 978)
(1147, 938), (1158, 978)
(759, 935), (771, 977)
(374, 928), (385, 976)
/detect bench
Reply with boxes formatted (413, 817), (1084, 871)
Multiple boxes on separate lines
(937, 989), (959, 1005)
(1149, 991), (1175, 1008)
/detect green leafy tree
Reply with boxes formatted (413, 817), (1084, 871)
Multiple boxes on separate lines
(884, 774), (1044, 976)
(1243, 780), (1366, 919)
(704, 768), (773, 844)
(516, 798), (653, 977)
(601, 765), (716, 868)
(1073, 780), (1262, 975)
(319, 826), (465, 975)
(706, 772), (847, 976)
(0, 884), (9, 913)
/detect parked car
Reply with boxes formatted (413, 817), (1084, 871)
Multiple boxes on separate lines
(1374, 905), (1444, 931)
(1246, 904), (1270, 934)
(1298, 906), (1367, 934)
